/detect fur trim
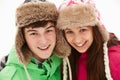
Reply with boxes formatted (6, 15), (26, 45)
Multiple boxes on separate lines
(54, 29), (71, 58)
(16, 1), (58, 27)
(56, 3), (109, 57)
(15, 28), (32, 64)
(57, 4), (97, 29)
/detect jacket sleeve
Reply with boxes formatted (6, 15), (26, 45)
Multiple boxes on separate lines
(108, 45), (120, 80)
(0, 55), (8, 71)
(0, 66), (17, 80)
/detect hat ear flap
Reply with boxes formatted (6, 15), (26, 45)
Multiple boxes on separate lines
(15, 28), (32, 64)
(54, 29), (71, 58)
(97, 23), (109, 42)
(15, 28), (25, 63)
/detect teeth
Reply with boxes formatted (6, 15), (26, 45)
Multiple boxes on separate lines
(39, 46), (48, 50)
(77, 43), (83, 47)
(76, 42), (85, 47)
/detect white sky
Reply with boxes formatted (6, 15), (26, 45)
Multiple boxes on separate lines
(0, 0), (120, 59)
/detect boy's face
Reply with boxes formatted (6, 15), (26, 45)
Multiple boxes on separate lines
(24, 22), (56, 62)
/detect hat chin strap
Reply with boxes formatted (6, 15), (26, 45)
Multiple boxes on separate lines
(103, 42), (113, 80)
(63, 57), (72, 80)
(23, 64), (31, 80)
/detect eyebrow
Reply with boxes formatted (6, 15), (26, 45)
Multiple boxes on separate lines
(27, 29), (37, 33)
(65, 26), (84, 30)
(26, 25), (55, 33)
(65, 27), (72, 30)
(46, 24), (55, 29)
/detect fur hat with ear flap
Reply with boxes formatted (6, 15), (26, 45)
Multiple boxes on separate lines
(15, 1), (72, 80)
(55, 0), (113, 80)
(55, 0), (109, 58)
(15, 0), (58, 64)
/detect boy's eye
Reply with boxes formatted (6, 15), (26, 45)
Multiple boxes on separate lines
(30, 33), (38, 35)
(46, 29), (53, 33)
(46, 28), (55, 33)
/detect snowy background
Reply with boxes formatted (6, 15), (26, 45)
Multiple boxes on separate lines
(0, 0), (120, 59)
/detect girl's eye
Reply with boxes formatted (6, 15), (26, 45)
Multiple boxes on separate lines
(65, 31), (73, 34)
(30, 33), (38, 35)
(79, 29), (86, 32)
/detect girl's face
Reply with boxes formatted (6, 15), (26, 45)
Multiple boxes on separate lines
(24, 22), (56, 62)
(64, 26), (93, 53)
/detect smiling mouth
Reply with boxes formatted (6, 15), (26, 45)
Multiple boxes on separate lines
(38, 45), (50, 50)
(76, 41), (87, 47)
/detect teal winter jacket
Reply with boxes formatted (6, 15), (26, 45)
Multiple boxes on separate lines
(0, 47), (62, 80)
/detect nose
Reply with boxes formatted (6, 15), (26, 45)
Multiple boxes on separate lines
(74, 34), (82, 44)
(38, 34), (47, 44)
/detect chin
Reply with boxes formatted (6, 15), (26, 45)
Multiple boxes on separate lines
(78, 49), (87, 53)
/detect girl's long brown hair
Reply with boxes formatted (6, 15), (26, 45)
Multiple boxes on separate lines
(87, 26), (106, 80)
(68, 26), (119, 80)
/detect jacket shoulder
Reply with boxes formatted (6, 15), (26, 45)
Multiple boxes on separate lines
(0, 66), (17, 80)
(0, 55), (8, 71)
(108, 44), (120, 80)
(108, 44), (120, 60)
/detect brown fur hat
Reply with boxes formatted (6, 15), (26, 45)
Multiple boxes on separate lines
(15, 1), (58, 64)
(55, 3), (109, 58)
(16, 1), (58, 27)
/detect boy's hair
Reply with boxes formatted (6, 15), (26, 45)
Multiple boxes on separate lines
(24, 20), (56, 28)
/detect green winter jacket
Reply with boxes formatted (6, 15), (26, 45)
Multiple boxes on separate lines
(0, 47), (62, 80)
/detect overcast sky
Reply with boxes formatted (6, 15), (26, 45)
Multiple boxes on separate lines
(0, 0), (120, 59)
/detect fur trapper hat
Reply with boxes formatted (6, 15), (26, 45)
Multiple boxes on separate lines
(16, 1), (58, 27)
(15, 1), (58, 64)
(55, 0), (109, 58)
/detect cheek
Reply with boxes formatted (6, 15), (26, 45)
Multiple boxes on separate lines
(65, 35), (73, 44)
(25, 35), (36, 46)
(47, 33), (56, 41)
(86, 31), (93, 42)
(26, 37), (34, 46)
